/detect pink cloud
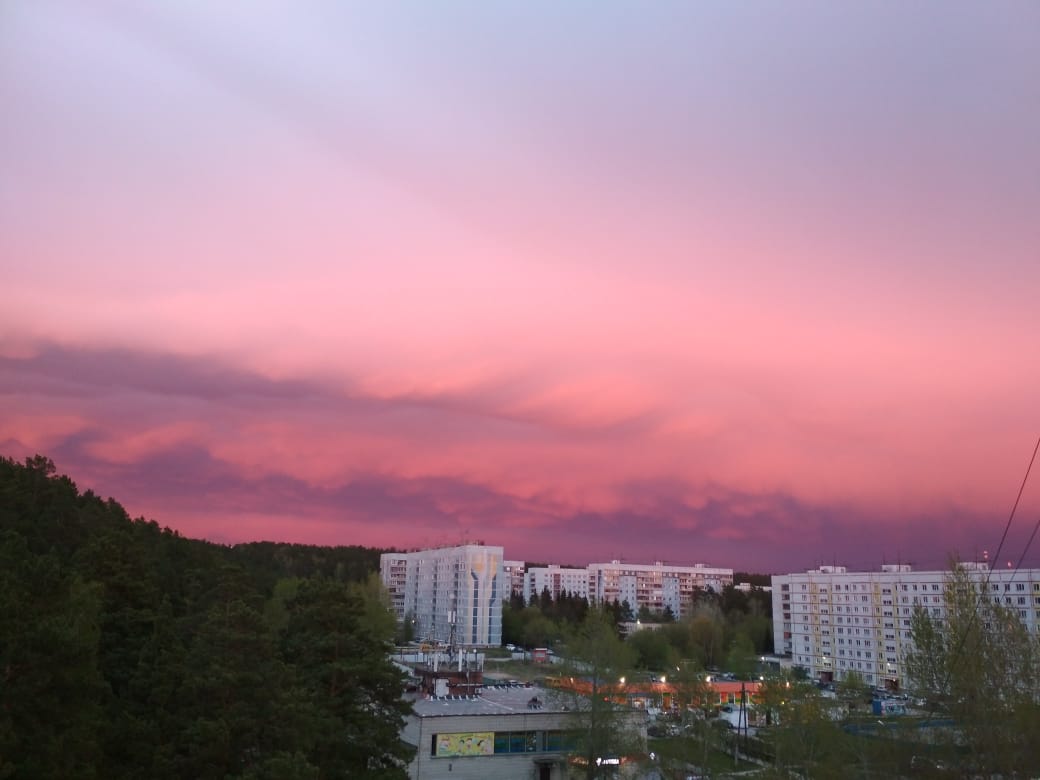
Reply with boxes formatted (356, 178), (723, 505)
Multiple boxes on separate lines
(3, 4), (1039, 570)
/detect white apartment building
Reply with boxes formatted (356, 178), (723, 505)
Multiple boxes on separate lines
(735, 582), (772, 594)
(524, 565), (589, 603)
(587, 560), (733, 619)
(771, 563), (1040, 690)
(380, 545), (504, 647)
(503, 560), (526, 597)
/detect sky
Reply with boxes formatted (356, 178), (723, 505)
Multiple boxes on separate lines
(2, 1), (1039, 573)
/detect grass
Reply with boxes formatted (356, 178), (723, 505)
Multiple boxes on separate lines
(649, 734), (761, 776)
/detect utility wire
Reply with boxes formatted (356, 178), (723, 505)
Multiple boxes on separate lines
(1010, 438), (1040, 574)
(978, 435), (1039, 585)
(923, 435), (1039, 720)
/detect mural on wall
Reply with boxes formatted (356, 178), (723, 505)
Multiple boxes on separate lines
(436, 732), (494, 757)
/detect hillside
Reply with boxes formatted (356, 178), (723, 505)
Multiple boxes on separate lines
(0, 455), (412, 779)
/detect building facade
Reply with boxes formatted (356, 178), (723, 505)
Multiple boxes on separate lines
(401, 684), (647, 780)
(524, 565), (590, 603)
(381, 545), (504, 647)
(587, 561), (733, 619)
(503, 560), (526, 597)
(771, 563), (1040, 689)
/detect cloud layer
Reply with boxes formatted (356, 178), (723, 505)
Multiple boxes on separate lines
(2, 2), (1039, 571)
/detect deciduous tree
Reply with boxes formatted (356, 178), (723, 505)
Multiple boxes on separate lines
(555, 609), (643, 779)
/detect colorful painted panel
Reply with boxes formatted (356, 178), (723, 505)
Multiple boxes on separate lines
(435, 732), (494, 757)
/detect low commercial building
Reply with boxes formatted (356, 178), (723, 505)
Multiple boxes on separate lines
(401, 683), (647, 780)
(550, 676), (761, 714)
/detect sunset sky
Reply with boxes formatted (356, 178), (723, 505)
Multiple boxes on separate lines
(3, 1), (1039, 572)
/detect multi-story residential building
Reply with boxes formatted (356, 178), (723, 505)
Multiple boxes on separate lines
(587, 560), (733, 619)
(503, 560), (526, 598)
(380, 545), (504, 647)
(734, 581), (772, 594)
(524, 565), (589, 603)
(771, 563), (1040, 690)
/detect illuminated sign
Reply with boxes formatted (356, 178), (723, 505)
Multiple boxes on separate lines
(436, 732), (494, 757)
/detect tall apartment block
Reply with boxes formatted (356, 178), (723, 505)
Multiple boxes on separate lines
(771, 563), (1040, 689)
(380, 545), (504, 647)
(587, 560), (733, 619)
(503, 560), (526, 597)
(524, 564), (590, 603)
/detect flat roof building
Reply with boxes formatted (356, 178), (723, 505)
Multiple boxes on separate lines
(771, 563), (1040, 690)
(401, 683), (647, 780)
(381, 545), (504, 647)
(525, 565), (590, 603)
(588, 560), (733, 619)
(504, 560), (526, 598)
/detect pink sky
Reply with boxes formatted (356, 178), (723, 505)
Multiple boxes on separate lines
(2, 2), (1039, 572)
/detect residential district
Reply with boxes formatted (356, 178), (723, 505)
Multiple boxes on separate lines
(380, 544), (1040, 779)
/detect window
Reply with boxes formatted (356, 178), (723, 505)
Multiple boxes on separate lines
(544, 731), (566, 752)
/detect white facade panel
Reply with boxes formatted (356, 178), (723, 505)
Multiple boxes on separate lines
(381, 545), (504, 647)
(771, 563), (1040, 690)
(524, 565), (589, 603)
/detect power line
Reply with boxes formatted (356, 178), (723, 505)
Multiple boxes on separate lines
(924, 435), (1039, 719)
(1010, 437), (1040, 575)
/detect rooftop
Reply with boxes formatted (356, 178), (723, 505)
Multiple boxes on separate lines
(411, 684), (562, 718)
(795, 561), (994, 575)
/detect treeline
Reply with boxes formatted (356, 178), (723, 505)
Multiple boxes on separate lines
(503, 584), (773, 675)
(0, 455), (412, 779)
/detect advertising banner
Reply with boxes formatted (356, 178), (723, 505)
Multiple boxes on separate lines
(436, 732), (494, 757)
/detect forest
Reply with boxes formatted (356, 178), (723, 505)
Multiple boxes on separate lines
(1, 454), (780, 778)
(0, 455), (412, 779)
(503, 584), (774, 676)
